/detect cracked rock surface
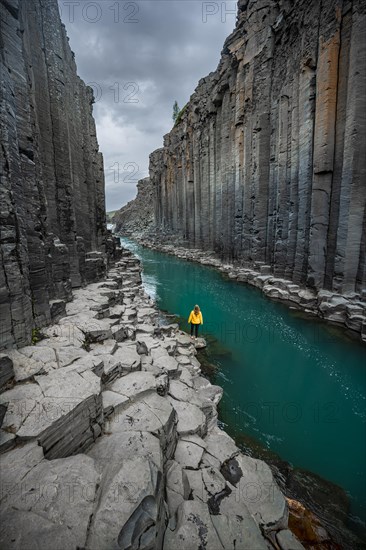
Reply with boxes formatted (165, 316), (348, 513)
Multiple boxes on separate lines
(0, 248), (304, 549)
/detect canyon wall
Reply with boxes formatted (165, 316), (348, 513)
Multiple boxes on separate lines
(150, 0), (366, 297)
(114, 177), (154, 235)
(0, 0), (118, 349)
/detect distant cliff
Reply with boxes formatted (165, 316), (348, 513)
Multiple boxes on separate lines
(114, 177), (154, 235)
(0, 0), (118, 349)
(150, 0), (366, 296)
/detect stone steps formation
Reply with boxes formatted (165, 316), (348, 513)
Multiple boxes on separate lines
(0, 249), (304, 550)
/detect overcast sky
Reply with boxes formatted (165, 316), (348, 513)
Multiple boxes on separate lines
(58, 0), (236, 211)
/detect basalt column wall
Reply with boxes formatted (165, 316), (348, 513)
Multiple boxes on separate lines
(0, 0), (115, 349)
(150, 0), (366, 296)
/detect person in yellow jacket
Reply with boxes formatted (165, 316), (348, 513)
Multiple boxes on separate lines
(188, 304), (203, 339)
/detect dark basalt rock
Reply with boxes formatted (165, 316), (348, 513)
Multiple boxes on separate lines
(114, 177), (154, 236)
(0, 0), (121, 350)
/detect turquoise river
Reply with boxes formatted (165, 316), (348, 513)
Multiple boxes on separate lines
(120, 237), (366, 544)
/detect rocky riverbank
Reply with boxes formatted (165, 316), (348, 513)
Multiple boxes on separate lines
(130, 232), (366, 344)
(0, 246), (311, 550)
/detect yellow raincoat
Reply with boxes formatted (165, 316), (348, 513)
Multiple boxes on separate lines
(188, 310), (203, 325)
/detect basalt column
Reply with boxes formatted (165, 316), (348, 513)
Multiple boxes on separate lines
(0, 0), (114, 349)
(150, 0), (366, 296)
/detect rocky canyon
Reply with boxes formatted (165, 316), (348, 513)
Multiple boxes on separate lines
(1, 0), (365, 548)
(146, 0), (366, 298)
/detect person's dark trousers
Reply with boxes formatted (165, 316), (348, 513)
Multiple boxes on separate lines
(190, 323), (199, 337)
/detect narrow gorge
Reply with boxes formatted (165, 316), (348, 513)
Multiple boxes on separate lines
(1, 0), (365, 549)
(115, 0), (366, 337)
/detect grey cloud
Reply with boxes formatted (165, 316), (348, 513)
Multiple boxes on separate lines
(58, 0), (236, 210)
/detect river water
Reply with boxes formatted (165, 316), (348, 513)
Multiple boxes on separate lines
(120, 237), (366, 543)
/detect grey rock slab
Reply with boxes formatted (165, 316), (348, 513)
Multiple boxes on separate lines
(136, 340), (149, 355)
(88, 430), (162, 472)
(90, 339), (118, 356)
(168, 379), (200, 403)
(0, 454), (99, 550)
(102, 345), (141, 385)
(224, 454), (288, 532)
(191, 375), (211, 390)
(211, 512), (268, 550)
(0, 442), (44, 500)
(56, 345), (88, 368)
(203, 428), (239, 465)
(60, 316), (112, 343)
(6, 350), (49, 381)
(156, 373), (169, 396)
(35, 368), (100, 400)
(137, 306), (157, 318)
(136, 323), (156, 334)
(198, 385), (223, 405)
(109, 304), (126, 318)
(160, 337), (178, 355)
(176, 333), (193, 348)
(184, 467), (226, 504)
(176, 355), (192, 365)
(102, 390), (129, 417)
(165, 460), (190, 517)
(153, 355), (180, 377)
(65, 355), (105, 378)
(202, 466), (227, 497)
(163, 500), (223, 550)
(98, 280), (119, 290)
(174, 438), (205, 469)
(41, 323), (85, 348)
(181, 433), (207, 449)
(176, 346), (194, 356)
(37, 393), (103, 459)
(166, 460), (190, 498)
(178, 367), (195, 387)
(0, 383), (43, 433)
(86, 457), (165, 550)
(189, 356), (202, 370)
(1, 369), (102, 458)
(151, 345), (169, 360)
(122, 306), (137, 320)
(168, 397), (207, 437)
(110, 371), (156, 401)
(133, 334), (160, 350)
(174, 436), (205, 469)
(106, 392), (177, 459)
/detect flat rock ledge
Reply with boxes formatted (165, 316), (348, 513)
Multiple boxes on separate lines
(0, 247), (304, 550)
(133, 238), (366, 344)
